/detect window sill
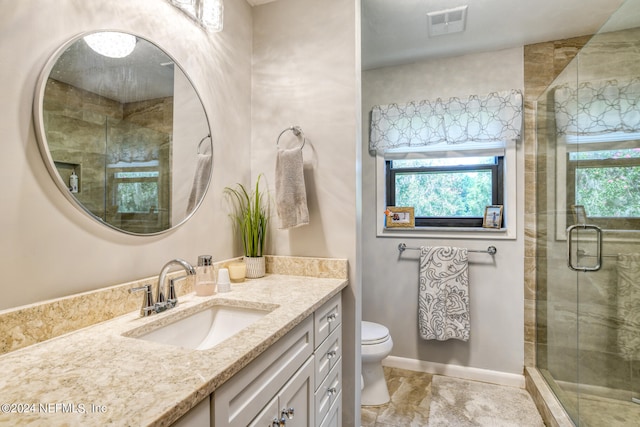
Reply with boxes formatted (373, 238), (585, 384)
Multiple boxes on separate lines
(378, 226), (515, 240)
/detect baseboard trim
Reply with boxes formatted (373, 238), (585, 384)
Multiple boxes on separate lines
(382, 355), (525, 388)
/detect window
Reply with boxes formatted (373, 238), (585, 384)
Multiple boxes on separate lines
(567, 147), (640, 228)
(386, 155), (504, 227)
(370, 89), (521, 238)
(111, 169), (160, 213)
(553, 78), (640, 237)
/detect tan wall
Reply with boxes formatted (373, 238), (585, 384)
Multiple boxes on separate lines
(251, 0), (360, 424)
(361, 47), (526, 376)
(0, 0), (253, 309)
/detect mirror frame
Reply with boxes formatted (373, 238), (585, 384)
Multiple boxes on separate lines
(33, 30), (213, 236)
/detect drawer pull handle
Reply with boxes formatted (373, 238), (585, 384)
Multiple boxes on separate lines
(327, 387), (337, 396)
(327, 313), (338, 322)
(281, 407), (294, 420)
(327, 350), (337, 359)
(271, 417), (281, 427)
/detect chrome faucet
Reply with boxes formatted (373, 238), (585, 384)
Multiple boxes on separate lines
(129, 258), (196, 317)
(156, 258), (196, 311)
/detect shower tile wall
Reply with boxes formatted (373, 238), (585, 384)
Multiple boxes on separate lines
(523, 35), (591, 369)
(43, 79), (172, 232)
(525, 28), (640, 400)
(44, 79), (120, 213)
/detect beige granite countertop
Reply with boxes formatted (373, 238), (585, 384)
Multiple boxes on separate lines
(0, 274), (347, 426)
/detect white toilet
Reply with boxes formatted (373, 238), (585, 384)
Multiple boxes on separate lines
(361, 321), (394, 406)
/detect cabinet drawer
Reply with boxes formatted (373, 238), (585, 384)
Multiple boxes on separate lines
(319, 391), (341, 427)
(314, 294), (341, 347)
(214, 316), (314, 427)
(314, 359), (342, 426)
(314, 327), (341, 391)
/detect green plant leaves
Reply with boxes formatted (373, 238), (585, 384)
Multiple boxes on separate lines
(225, 175), (269, 257)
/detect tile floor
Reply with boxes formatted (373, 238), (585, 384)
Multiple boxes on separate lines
(361, 367), (545, 427)
(365, 367), (640, 426)
(361, 367), (432, 426)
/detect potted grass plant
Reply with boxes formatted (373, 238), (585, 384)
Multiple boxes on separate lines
(225, 174), (269, 278)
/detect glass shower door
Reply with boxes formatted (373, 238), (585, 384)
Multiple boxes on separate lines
(569, 147), (640, 425)
(536, 0), (640, 424)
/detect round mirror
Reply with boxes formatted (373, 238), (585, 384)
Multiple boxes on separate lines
(33, 31), (212, 235)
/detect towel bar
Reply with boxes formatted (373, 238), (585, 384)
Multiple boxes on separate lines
(398, 243), (497, 255)
(196, 134), (211, 154)
(277, 126), (306, 150)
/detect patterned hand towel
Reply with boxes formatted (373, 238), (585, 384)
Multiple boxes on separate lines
(418, 246), (470, 341)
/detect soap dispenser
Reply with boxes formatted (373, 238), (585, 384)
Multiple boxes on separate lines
(195, 255), (216, 296)
(69, 169), (79, 193)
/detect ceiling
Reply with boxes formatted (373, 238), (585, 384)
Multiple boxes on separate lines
(50, 1), (636, 101)
(362, 0), (628, 70)
(50, 34), (175, 103)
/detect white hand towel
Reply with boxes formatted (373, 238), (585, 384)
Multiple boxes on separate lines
(418, 246), (470, 341)
(276, 147), (309, 229)
(186, 153), (212, 214)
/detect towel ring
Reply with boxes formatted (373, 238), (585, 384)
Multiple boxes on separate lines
(277, 126), (306, 150)
(197, 134), (212, 154)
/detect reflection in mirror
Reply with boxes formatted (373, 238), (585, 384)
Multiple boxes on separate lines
(34, 31), (212, 235)
(536, 23), (640, 237)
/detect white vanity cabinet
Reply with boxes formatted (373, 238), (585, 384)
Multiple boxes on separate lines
(313, 294), (342, 427)
(212, 293), (342, 427)
(213, 316), (314, 426)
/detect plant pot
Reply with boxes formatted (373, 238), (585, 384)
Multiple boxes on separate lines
(244, 256), (266, 278)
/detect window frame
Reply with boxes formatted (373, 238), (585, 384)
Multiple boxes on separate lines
(566, 153), (640, 229)
(109, 166), (161, 214)
(385, 157), (504, 227)
(374, 140), (518, 240)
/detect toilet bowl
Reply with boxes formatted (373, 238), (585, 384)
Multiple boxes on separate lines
(361, 321), (393, 406)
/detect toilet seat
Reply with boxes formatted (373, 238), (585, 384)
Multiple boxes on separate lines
(362, 321), (390, 345)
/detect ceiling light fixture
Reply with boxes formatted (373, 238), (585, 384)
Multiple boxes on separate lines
(84, 32), (137, 58)
(170, 0), (224, 33)
(427, 5), (468, 37)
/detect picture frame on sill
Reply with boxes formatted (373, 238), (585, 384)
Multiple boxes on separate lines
(572, 205), (587, 224)
(385, 206), (415, 228)
(483, 205), (503, 229)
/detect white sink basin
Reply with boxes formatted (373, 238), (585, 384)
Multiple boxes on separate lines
(128, 304), (271, 351)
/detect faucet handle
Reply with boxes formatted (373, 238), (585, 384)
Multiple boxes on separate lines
(129, 284), (155, 317)
(156, 285), (166, 306)
(167, 276), (188, 308)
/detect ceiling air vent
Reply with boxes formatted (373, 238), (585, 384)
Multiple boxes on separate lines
(427, 5), (468, 37)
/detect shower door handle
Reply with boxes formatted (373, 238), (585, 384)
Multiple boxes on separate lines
(567, 224), (603, 272)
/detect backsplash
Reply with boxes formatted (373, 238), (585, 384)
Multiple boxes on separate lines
(0, 255), (347, 355)
(266, 255), (348, 278)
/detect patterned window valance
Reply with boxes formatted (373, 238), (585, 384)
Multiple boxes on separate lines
(108, 140), (162, 164)
(554, 78), (640, 138)
(369, 90), (523, 154)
